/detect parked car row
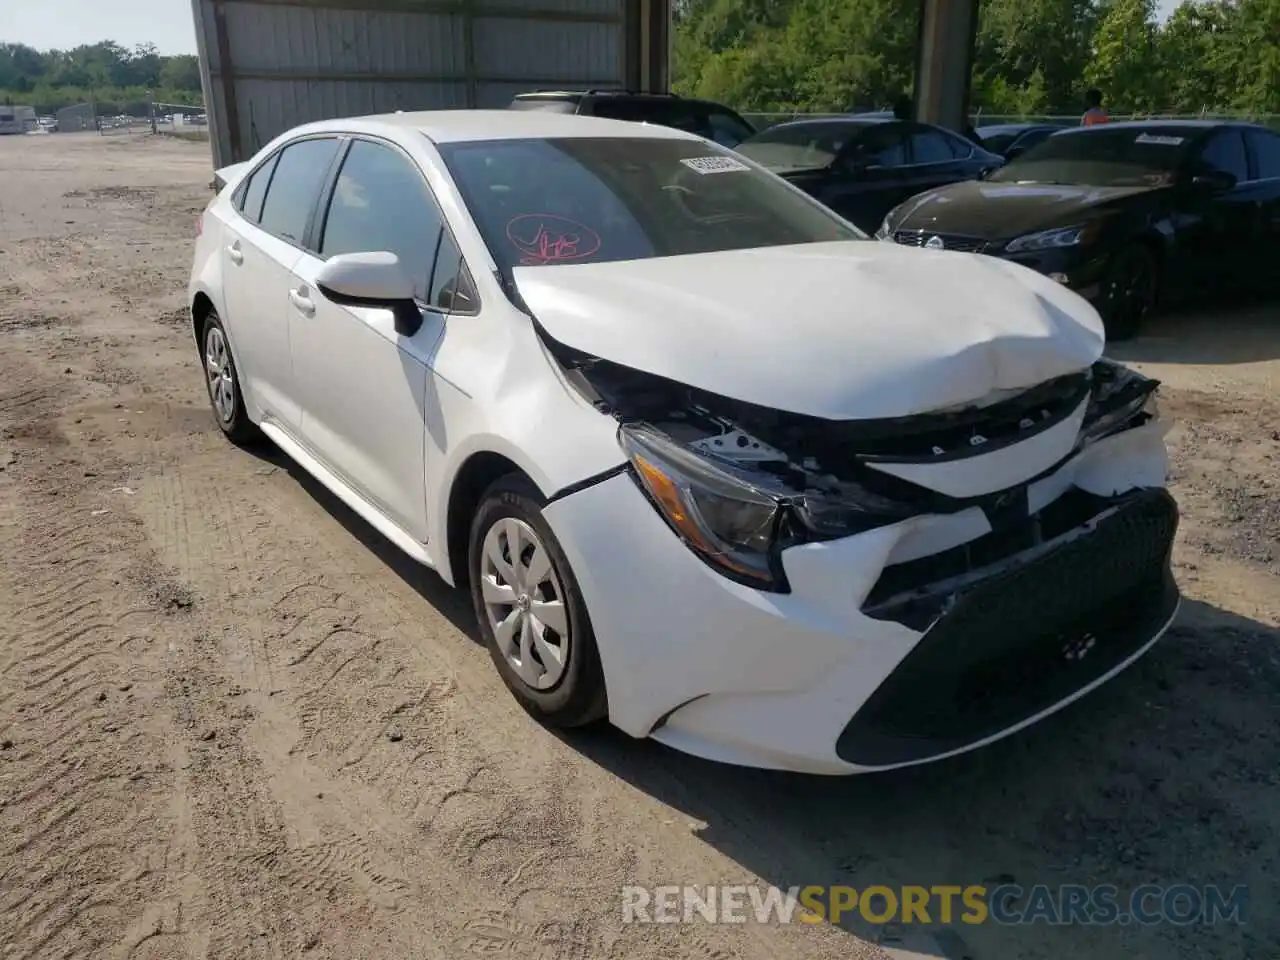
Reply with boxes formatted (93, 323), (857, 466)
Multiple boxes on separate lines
(191, 108), (1182, 775)
(876, 120), (1280, 339)
(505, 93), (1280, 340)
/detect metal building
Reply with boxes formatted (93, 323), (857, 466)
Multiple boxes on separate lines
(192, 0), (671, 167)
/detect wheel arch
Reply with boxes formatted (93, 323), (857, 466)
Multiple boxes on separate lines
(444, 450), (537, 587)
(191, 291), (215, 351)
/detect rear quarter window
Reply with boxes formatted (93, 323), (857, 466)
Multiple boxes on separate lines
(509, 98), (578, 114)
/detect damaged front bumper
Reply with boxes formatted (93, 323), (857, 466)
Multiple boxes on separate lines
(541, 417), (1179, 775)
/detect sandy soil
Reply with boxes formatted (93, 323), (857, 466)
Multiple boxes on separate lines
(0, 133), (1276, 960)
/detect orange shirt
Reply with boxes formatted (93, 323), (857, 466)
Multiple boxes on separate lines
(1082, 108), (1110, 126)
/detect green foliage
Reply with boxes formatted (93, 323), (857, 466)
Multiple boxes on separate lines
(4, 3), (1276, 120)
(673, 0), (1280, 117)
(0, 41), (202, 114)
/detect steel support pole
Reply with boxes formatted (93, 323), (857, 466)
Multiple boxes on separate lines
(913, 0), (980, 132)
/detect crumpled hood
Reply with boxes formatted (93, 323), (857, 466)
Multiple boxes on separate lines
(514, 241), (1105, 420)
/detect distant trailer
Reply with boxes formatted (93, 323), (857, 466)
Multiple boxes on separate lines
(0, 105), (36, 135)
(191, 0), (672, 168)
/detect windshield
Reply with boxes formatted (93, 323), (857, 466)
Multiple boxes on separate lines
(989, 127), (1196, 187)
(736, 122), (866, 172)
(437, 137), (863, 275)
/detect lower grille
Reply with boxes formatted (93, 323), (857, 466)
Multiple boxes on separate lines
(836, 489), (1179, 767)
(893, 231), (987, 254)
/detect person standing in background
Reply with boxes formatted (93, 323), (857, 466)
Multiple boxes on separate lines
(1082, 89), (1110, 126)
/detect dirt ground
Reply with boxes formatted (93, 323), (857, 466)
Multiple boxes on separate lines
(0, 133), (1276, 960)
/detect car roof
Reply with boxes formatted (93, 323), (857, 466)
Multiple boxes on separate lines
(1053, 119), (1256, 138)
(513, 89), (675, 100)
(976, 122), (1061, 134)
(763, 116), (892, 132)
(289, 109), (704, 144)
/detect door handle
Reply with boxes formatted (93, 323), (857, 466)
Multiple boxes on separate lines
(289, 287), (315, 316)
(226, 242), (244, 265)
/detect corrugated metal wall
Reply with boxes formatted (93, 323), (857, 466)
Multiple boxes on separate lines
(193, 0), (666, 167)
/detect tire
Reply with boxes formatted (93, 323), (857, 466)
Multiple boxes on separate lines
(1100, 245), (1159, 342)
(468, 473), (607, 728)
(199, 309), (259, 445)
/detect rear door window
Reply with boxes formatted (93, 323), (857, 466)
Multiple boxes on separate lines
(1194, 129), (1249, 182)
(851, 125), (908, 167)
(907, 127), (957, 164)
(1246, 129), (1280, 180)
(258, 137), (341, 246)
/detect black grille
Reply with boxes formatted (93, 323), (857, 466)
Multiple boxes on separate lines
(837, 489), (1179, 767)
(893, 231), (988, 254)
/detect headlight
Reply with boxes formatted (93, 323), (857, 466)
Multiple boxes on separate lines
(1004, 222), (1100, 254)
(1077, 359), (1160, 447)
(619, 423), (913, 591)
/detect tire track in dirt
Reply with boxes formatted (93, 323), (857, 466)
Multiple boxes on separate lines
(129, 448), (847, 960)
(0, 353), (193, 959)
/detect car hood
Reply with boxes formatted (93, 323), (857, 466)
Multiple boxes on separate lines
(513, 241), (1104, 420)
(891, 179), (1158, 239)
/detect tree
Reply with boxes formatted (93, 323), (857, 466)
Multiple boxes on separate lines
(1086, 0), (1160, 112)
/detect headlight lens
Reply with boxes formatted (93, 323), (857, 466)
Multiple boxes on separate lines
(1077, 359), (1160, 447)
(620, 423), (785, 588)
(1004, 222), (1100, 254)
(619, 423), (914, 591)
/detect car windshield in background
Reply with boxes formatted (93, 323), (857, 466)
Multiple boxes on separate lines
(990, 127), (1196, 187)
(437, 137), (863, 275)
(736, 122), (864, 172)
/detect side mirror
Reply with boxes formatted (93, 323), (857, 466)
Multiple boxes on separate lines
(315, 251), (423, 336)
(1191, 170), (1236, 194)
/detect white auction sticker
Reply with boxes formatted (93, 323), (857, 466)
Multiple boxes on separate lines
(1135, 133), (1185, 146)
(680, 156), (751, 175)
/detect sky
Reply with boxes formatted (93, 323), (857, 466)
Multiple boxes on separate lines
(2, 0), (1181, 57)
(0, 0), (199, 56)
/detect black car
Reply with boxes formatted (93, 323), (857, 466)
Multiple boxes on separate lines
(878, 120), (1280, 339)
(508, 90), (757, 148)
(735, 117), (1005, 233)
(975, 122), (1068, 159)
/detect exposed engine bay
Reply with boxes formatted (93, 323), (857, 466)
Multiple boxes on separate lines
(541, 326), (1162, 601)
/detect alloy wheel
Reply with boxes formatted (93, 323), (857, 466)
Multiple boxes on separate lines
(205, 326), (236, 424)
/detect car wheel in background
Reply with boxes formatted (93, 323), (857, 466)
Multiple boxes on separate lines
(200, 310), (259, 445)
(1100, 245), (1159, 342)
(469, 473), (607, 728)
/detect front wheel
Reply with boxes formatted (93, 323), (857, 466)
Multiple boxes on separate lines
(1100, 245), (1159, 342)
(468, 474), (607, 728)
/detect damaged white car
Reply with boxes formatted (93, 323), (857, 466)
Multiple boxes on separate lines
(189, 110), (1179, 775)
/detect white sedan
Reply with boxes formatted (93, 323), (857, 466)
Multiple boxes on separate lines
(189, 110), (1180, 775)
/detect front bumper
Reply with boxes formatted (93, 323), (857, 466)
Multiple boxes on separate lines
(542, 420), (1178, 775)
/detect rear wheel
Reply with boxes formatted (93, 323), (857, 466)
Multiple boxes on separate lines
(468, 474), (607, 727)
(1100, 245), (1159, 342)
(200, 310), (259, 445)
